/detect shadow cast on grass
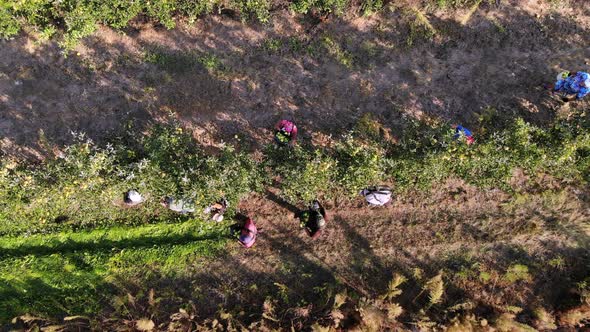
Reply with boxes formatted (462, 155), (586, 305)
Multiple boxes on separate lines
(0, 231), (228, 259)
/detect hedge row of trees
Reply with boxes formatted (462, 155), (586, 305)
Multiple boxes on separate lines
(1, 110), (588, 236)
(0, 0), (491, 49)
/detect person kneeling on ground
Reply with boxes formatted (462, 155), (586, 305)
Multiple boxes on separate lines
(203, 198), (228, 222)
(546, 70), (590, 102)
(360, 186), (392, 207)
(274, 119), (298, 145)
(452, 124), (475, 145)
(161, 196), (196, 214)
(123, 190), (144, 207)
(235, 217), (257, 248)
(298, 200), (327, 239)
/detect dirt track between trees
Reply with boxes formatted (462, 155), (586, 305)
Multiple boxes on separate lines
(1, 1), (590, 160)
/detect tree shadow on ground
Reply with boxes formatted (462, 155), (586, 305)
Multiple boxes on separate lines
(0, 232), (226, 260)
(2, 5), (590, 158)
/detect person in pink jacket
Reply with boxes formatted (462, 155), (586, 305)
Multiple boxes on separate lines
(274, 120), (298, 145)
(238, 217), (258, 248)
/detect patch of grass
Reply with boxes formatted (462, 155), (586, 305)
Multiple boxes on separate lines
(262, 37), (283, 53)
(290, 0), (349, 15)
(504, 264), (531, 283)
(143, 48), (227, 76)
(479, 271), (492, 283)
(426, 0), (492, 9)
(288, 36), (306, 52)
(231, 0), (271, 23)
(0, 219), (228, 258)
(361, 0), (383, 16)
(576, 279), (590, 305)
(321, 36), (354, 68)
(404, 8), (437, 47)
(198, 53), (224, 72)
(491, 18), (507, 34)
(0, 220), (228, 323)
(548, 256), (566, 269)
(143, 49), (201, 73)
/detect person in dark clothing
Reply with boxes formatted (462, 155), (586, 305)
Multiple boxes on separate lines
(298, 200), (327, 239)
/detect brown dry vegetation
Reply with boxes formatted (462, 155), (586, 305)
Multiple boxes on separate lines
(2, 0), (590, 330)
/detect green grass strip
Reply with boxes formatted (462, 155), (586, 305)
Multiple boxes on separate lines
(0, 220), (230, 323)
(0, 219), (228, 259)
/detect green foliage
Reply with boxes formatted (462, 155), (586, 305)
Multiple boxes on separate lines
(387, 109), (590, 192)
(264, 134), (384, 204)
(0, 0), (199, 49)
(334, 134), (384, 195)
(321, 36), (354, 68)
(361, 0), (383, 16)
(4, 110), (585, 236)
(0, 220), (227, 322)
(576, 279), (590, 305)
(280, 149), (336, 203)
(231, 0), (271, 23)
(404, 8), (436, 47)
(144, 48), (225, 76)
(143, 48), (201, 73)
(0, 3), (21, 38)
(199, 145), (265, 213)
(198, 53), (223, 72)
(0, 124), (264, 237)
(504, 264), (531, 283)
(548, 256), (566, 269)
(177, 0), (222, 23)
(264, 145), (326, 203)
(290, 0), (348, 16)
(144, 0), (176, 29)
(479, 271), (492, 283)
(90, 0), (143, 29)
(0, 107), (589, 325)
(1, 0), (392, 46)
(262, 37), (282, 53)
(59, 2), (98, 50)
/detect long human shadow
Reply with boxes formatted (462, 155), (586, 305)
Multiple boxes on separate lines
(0, 270), (109, 325)
(333, 214), (394, 292)
(0, 231), (227, 260)
(264, 189), (302, 215)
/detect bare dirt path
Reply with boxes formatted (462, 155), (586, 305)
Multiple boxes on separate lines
(187, 179), (590, 327)
(1, 0), (590, 159)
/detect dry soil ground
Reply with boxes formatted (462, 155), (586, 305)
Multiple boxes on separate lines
(1, 0), (590, 159)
